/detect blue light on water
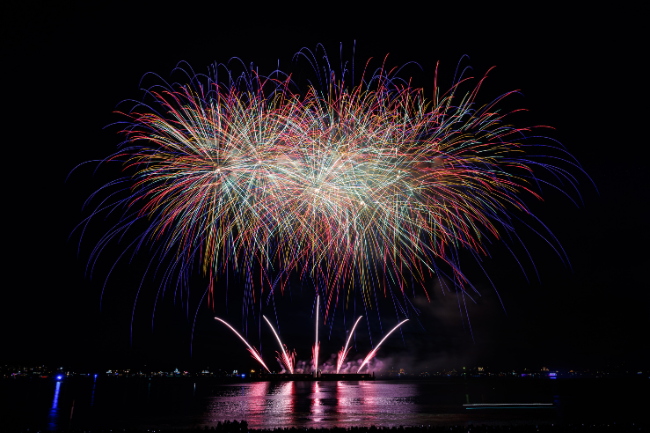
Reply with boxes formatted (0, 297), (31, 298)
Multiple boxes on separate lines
(52, 382), (61, 409)
(56, 375), (63, 380)
(241, 374), (246, 378)
(48, 381), (62, 430)
(91, 374), (97, 406)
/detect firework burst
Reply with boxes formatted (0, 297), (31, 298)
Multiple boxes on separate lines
(72, 45), (588, 345)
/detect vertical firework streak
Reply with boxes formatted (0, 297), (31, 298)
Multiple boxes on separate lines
(313, 295), (319, 375)
(262, 315), (294, 374)
(357, 319), (409, 373)
(337, 316), (363, 373)
(214, 317), (271, 373)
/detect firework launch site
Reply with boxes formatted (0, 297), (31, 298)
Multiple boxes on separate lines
(260, 372), (374, 381)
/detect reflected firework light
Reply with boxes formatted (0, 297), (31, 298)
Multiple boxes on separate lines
(358, 319), (409, 373)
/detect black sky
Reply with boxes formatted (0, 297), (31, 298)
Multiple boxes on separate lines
(2, 1), (647, 373)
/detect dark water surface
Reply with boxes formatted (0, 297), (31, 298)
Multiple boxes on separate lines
(0, 378), (644, 430)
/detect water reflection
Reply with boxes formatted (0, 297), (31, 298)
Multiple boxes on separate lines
(91, 375), (97, 407)
(47, 381), (61, 431)
(0, 378), (597, 430)
(246, 381), (271, 415)
(311, 381), (322, 422)
(202, 381), (422, 428)
(274, 381), (295, 417)
(334, 381), (418, 425)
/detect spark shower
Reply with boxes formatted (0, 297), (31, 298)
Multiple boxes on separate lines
(217, 296), (408, 373)
(70, 43), (588, 352)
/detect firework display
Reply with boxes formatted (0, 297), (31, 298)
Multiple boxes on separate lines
(337, 316), (363, 373)
(357, 319), (409, 373)
(214, 317), (271, 373)
(222, 308), (399, 374)
(263, 315), (295, 374)
(73, 45), (586, 355)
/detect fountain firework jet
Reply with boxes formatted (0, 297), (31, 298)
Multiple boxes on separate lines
(337, 316), (364, 373)
(357, 319), (409, 373)
(263, 315), (294, 374)
(214, 317), (271, 373)
(313, 296), (319, 375)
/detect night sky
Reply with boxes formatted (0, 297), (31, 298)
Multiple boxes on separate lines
(3, 2), (646, 374)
